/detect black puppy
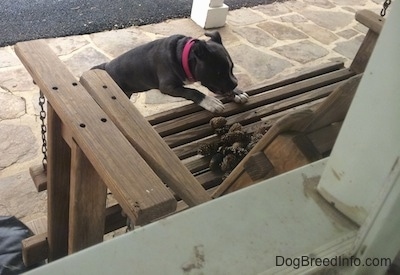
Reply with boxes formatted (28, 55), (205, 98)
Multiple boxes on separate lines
(91, 31), (248, 113)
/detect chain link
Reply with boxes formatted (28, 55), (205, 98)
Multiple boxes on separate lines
(380, 0), (391, 17)
(38, 90), (48, 171)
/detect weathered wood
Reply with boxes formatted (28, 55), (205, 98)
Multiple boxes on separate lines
(292, 134), (322, 162)
(146, 61), (345, 124)
(22, 204), (125, 267)
(303, 75), (362, 132)
(265, 134), (312, 173)
(355, 10), (384, 34)
(29, 164), (47, 192)
(22, 232), (48, 267)
(213, 109), (315, 197)
(163, 77), (352, 150)
(243, 152), (274, 181)
(213, 73), (363, 197)
(351, 11), (383, 74)
(21, 58), (359, 266)
(153, 68), (355, 138)
(46, 102), (71, 261)
(80, 70), (211, 207)
(15, 40), (176, 226)
(68, 140), (107, 253)
(307, 122), (342, 156)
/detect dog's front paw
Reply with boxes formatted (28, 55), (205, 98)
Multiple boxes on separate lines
(199, 96), (225, 113)
(234, 92), (249, 104)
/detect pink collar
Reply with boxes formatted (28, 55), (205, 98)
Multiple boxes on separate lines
(182, 39), (196, 82)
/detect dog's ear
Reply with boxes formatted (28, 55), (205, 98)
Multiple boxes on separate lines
(192, 40), (210, 59)
(205, 31), (222, 44)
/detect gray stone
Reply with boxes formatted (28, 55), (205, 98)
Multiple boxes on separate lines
(0, 47), (20, 68)
(144, 89), (185, 104)
(63, 47), (110, 78)
(0, 91), (26, 120)
(302, 10), (354, 31)
(333, 35), (365, 59)
(294, 23), (338, 45)
(46, 36), (90, 56)
(235, 72), (254, 90)
(333, 0), (367, 5)
(233, 26), (277, 48)
(253, 3), (292, 16)
(336, 29), (360, 39)
(283, 1), (308, 12)
(279, 14), (308, 23)
(227, 8), (266, 26)
(353, 22), (369, 34)
(229, 44), (292, 81)
(140, 18), (204, 37)
(258, 21), (308, 40)
(272, 40), (329, 64)
(304, 0), (335, 9)
(90, 28), (152, 58)
(206, 25), (240, 45)
(0, 124), (38, 170)
(0, 66), (36, 92)
(0, 171), (47, 221)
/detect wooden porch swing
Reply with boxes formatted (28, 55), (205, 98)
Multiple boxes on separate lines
(19, 9), (384, 267)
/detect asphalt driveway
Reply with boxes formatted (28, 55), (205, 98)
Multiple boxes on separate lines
(0, 0), (277, 46)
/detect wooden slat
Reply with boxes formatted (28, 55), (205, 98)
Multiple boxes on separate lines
(80, 70), (211, 207)
(46, 103), (71, 261)
(22, 233), (48, 267)
(146, 61), (345, 124)
(29, 164), (47, 192)
(152, 68), (355, 137)
(167, 79), (348, 153)
(15, 40), (176, 226)
(68, 140), (107, 253)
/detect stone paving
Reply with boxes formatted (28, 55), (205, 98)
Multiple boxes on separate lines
(0, 0), (382, 225)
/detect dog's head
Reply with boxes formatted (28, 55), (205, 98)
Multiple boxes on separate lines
(191, 31), (239, 99)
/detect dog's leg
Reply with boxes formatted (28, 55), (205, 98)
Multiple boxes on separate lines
(160, 85), (224, 113)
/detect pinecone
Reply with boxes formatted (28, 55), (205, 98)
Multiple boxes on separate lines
(229, 122), (242, 132)
(220, 154), (239, 172)
(221, 130), (249, 145)
(197, 142), (220, 156)
(209, 153), (224, 172)
(214, 125), (230, 136)
(247, 133), (264, 151)
(209, 117), (227, 129)
(253, 126), (267, 136)
(230, 142), (249, 158)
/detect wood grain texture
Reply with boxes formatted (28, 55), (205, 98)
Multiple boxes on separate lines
(80, 70), (211, 206)
(15, 40), (176, 226)
(46, 103), (71, 261)
(68, 140), (107, 253)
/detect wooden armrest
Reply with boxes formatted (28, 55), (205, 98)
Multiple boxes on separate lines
(80, 69), (211, 206)
(15, 40), (176, 225)
(355, 10), (384, 34)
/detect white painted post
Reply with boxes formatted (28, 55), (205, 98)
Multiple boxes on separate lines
(190, 0), (229, 29)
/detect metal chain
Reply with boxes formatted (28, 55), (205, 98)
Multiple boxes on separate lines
(38, 90), (48, 171)
(380, 0), (391, 17)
